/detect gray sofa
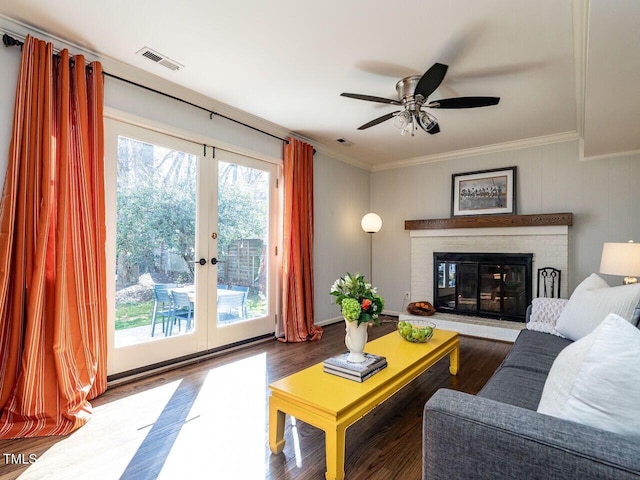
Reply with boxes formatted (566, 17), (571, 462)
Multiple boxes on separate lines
(422, 321), (640, 479)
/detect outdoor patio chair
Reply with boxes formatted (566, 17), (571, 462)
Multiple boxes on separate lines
(229, 285), (249, 318)
(217, 291), (246, 322)
(151, 283), (177, 337)
(169, 290), (193, 335)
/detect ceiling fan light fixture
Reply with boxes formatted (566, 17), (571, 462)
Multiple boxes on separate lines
(393, 110), (413, 135)
(418, 111), (438, 132)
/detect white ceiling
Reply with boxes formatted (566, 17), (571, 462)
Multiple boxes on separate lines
(0, 0), (638, 169)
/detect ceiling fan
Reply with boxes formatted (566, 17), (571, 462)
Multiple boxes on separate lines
(341, 63), (500, 136)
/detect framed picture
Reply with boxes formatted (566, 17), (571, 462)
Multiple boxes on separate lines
(451, 166), (517, 217)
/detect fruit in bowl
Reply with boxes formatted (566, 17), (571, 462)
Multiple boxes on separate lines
(398, 320), (435, 343)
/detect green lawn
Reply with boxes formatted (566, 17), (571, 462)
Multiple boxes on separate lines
(115, 296), (268, 330)
(115, 300), (154, 330)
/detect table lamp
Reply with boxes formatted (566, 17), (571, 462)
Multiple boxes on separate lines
(599, 240), (640, 285)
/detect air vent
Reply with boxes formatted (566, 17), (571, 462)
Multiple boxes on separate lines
(335, 138), (354, 146)
(142, 50), (162, 63)
(136, 47), (184, 71)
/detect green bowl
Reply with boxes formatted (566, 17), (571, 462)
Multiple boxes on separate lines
(397, 320), (435, 343)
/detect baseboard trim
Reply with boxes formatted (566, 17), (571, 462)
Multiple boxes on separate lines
(107, 333), (275, 387)
(316, 312), (401, 327)
(316, 316), (343, 327)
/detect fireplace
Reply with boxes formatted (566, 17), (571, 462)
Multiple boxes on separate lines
(434, 252), (533, 322)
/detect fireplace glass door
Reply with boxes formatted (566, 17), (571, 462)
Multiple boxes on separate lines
(437, 262), (456, 308)
(502, 265), (527, 315)
(457, 264), (478, 312)
(434, 253), (532, 322)
(479, 265), (501, 313)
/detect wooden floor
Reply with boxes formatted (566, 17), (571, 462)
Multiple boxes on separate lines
(0, 317), (512, 480)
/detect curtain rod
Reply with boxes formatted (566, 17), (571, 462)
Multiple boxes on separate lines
(3, 33), (290, 145)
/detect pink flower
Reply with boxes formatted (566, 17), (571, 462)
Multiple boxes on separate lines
(361, 299), (372, 310)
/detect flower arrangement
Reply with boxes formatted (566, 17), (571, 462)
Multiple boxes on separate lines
(330, 273), (385, 326)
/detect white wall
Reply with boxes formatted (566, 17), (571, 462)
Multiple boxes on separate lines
(371, 140), (640, 312)
(314, 151), (370, 324)
(0, 44), (19, 184)
(104, 79), (283, 161)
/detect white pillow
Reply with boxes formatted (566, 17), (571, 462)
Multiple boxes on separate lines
(537, 313), (640, 436)
(555, 273), (640, 340)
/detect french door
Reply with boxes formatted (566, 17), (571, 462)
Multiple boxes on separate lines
(105, 118), (278, 375)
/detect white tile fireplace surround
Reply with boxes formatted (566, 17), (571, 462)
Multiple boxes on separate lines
(401, 225), (569, 341)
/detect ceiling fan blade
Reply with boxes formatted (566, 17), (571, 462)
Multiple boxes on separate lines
(427, 123), (440, 135)
(414, 63), (449, 99)
(341, 93), (401, 105)
(357, 111), (400, 130)
(428, 96), (500, 109)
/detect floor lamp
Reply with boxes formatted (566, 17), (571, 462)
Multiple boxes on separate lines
(361, 213), (382, 282)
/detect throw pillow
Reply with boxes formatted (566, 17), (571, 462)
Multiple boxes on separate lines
(527, 297), (569, 337)
(537, 313), (640, 436)
(555, 273), (640, 341)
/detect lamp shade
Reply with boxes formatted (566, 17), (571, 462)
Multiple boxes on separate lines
(361, 213), (382, 233)
(599, 241), (640, 276)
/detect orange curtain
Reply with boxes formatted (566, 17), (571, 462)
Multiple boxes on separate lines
(280, 138), (322, 342)
(0, 35), (107, 438)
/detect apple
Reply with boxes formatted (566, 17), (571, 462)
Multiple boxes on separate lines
(400, 325), (413, 337)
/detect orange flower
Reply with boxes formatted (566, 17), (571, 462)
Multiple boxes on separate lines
(361, 299), (372, 310)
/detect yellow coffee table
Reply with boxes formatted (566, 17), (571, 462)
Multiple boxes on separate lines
(268, 328), (459, 480)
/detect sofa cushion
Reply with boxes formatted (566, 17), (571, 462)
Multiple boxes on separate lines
(555, 273), (640, 341)
(478, 365), (549, 411)
(538, 313), (640, 436)
(478, 330), (572, 410)
(500, 329), (572, 375)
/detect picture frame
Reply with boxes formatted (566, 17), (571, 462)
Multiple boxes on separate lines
(451, 166), (517, 217)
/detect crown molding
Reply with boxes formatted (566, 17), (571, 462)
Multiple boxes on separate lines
(309, 142), (372, 171)
(582, 148), (640, 162)
(371, 131), (581, 172)
(0, 15), (101, 61)
(577, 137), (640, 162)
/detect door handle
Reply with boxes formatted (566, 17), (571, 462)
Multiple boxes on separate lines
(211, 257), (218, 265)
(191, 258), (207, 266)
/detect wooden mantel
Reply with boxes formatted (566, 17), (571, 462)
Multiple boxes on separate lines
(405, 212), (573, 230)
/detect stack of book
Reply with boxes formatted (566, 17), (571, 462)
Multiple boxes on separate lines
(323, 352), (387, 382)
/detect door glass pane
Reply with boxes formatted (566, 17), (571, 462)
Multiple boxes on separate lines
(114, 135), (197, 347)
(217, 162), (269, 324)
